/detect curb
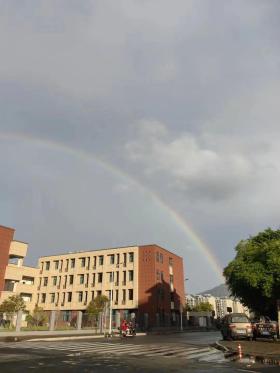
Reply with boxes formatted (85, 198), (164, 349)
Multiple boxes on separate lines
(0, 332), (147, 343)
(213, 341), (230, 352)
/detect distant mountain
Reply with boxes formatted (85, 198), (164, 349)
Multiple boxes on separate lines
(199, 283), (230, 297)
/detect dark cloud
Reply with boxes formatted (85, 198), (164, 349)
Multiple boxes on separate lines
(1, 0), (280, 292)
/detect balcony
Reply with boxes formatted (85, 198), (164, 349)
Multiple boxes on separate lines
(9, 241), (27, 259)
(4, 265), (22, 281)
(16, 282), (36, 294)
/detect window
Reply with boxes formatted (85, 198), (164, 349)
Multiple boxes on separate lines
(99, 256), (104, 266)
(91, 291), (94, 300)
(116, 254), (120, 265)
(122, 289), (126, 302)
(128, 289), (133, 301)
(170, 274), (174, 285)
(160, 271), (164, 281)
(123, 253), (127, 265)
(122, 271), (126, 285)
(41, 293), (46, 303)
(50, 293), (55, 303)
(43, 277), (48, 286)
(159, 253), (163, 263)
(108, 272), (114, 282)
(97, 273), (103, 283)
(69, 275), (74, 285)
(68, 292), (72, 302)
(109, 254), (115, 265)
(54, 260), (59, 270)
(129, 252), (134, 262)
(128, 270), (134, 282)
(80, 257), (86, 267)
(156, 252), (159, 262)
(156, 270), (160, 281)
(79, 274), (84, 284)
(52, 276), (57, 286)
(78, 291), (83, 302)
(97, 290), (102, 297)
(93, 256), (97, 268)
(45, 261), (50, 270)
(169, 258), (173, 266)
(70, 258), (75, 268)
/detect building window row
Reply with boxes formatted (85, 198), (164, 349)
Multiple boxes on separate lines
(40, 252), (134, 272)
(39, 289), (134, 305)
(38, 270), (134, 289)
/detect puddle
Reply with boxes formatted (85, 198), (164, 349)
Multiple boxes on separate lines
(225, 351), (280, 367)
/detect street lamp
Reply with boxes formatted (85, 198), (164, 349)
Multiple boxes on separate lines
(180, 278), (189, 331)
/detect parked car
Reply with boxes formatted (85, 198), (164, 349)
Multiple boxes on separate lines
(221, 313), (253, 341)
(251, 316), (278, 340)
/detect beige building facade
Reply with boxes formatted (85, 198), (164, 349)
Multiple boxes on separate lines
(0, 226), (38, 312)
(36, 246), (139, 313)
(1, 226), (185, 328)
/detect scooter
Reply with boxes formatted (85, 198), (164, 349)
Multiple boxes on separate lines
(120, 326), (136, 337)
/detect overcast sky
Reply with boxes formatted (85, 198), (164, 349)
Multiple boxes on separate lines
(1, 0), (280, 293)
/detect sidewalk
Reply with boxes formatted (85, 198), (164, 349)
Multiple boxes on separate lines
(0, 328), (146, 342)
(217, 339), (280, 360)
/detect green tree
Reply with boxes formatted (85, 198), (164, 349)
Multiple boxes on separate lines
(0, 294), (26, 315)
(224, 228), (280, 318)
(86, 295), (109, 316)
(0, 295), (26, 326)
(192, 302), (213, 312)
(26, 306), (48, 327)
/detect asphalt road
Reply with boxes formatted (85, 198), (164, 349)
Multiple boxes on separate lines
(0, 331), (279, 372)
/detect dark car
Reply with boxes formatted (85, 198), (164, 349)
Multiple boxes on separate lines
(251, 316), (278, 340)
(221, 313), (253, 341)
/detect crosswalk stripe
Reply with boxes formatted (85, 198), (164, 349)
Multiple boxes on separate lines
(184, 349), (217, 360)
(175, 347), (210, 357)
(0, 341), (220, 361)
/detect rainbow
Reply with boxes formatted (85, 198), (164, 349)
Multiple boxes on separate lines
(0, 131), (224, 282)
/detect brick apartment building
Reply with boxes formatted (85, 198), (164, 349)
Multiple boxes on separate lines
(0, 226), (185, 328)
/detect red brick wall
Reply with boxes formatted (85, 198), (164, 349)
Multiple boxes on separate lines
(0, 226), (14, 294)
(138, 245), (185, 325)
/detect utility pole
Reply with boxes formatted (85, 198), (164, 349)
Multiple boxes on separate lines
(277, 300), (280, 338)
